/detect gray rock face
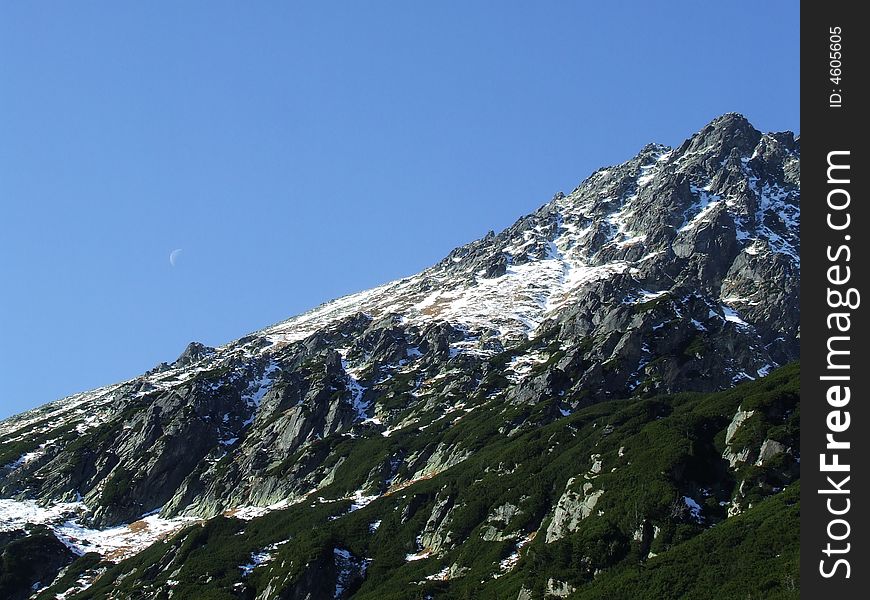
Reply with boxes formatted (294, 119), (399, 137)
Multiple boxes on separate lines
(0, 114), (799, 548)
(419, 490), (455, 554)
(755, 439), (786, 467)
(545, 479), (604, 543)
(481, 502), (523, 542)
(722, 406), (755, 468)
(546, 578), (576, 598)
(173, 342), (217, 368)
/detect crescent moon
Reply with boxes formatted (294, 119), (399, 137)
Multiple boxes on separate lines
(169, 248), (183, 267)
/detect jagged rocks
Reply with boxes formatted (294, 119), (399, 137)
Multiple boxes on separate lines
(173, 342), (216, 369)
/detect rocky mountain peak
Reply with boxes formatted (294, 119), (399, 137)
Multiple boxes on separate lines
(174, 341), (216, 368)
(0, 114), (800, 599)
(687, 112), (761, 153)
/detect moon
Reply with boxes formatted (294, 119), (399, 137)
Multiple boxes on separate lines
(169, 248), (183, 267)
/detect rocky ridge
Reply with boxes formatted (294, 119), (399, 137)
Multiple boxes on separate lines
(0, 114), (800, 599)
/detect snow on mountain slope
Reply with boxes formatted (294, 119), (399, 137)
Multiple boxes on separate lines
(1, 117), (798, 450)
(0, 114), (799, 571)
(262, 124), (797, 350)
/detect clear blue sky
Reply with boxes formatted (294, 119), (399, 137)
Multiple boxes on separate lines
(0, 2), (798, 419)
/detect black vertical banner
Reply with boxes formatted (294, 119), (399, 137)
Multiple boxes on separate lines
(801, 1), (869, 597)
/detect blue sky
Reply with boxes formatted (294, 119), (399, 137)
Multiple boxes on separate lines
(0, 2), (799, 419)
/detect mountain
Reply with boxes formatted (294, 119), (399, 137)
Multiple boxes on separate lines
(0, 113), (800, 599)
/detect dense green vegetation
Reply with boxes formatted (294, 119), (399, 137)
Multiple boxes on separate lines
(59, 363), (798, 599)
(1, 527), (77, 600)
(32, 552), (102, 600)
(572, 483), (799, 600)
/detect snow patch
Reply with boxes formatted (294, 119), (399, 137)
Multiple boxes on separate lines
(334, 547), (370, 599)
(679, 188), (722, 232)
(0, 499), (201, 562)
(240, 550), (274, 576)
(405, 549), (433, 561)
(721, 306), (749, 326)
(683, 496), (704, 523)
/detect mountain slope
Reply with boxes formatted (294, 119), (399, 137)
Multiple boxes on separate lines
(25, 364), (801, 600)
(0, 114), (800, 599)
